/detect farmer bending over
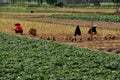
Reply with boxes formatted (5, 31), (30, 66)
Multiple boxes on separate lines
(88, 25), (97, 35)
(13, 23), (23, 34)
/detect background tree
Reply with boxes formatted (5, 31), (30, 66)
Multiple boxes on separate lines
(37, 0), (43, 6)
(40, 0), (43, 4)
(91, 0), (101, 6)
(112, 0), (120, 13)
(46, 0), (57, 5)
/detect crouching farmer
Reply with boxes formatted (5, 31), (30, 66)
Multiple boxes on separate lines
(13, 23), (23, 34)
(88, 25), (97, 41)
(88, 25), (97, 35)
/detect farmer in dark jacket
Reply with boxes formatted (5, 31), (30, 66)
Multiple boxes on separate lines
(74, 25), (81, 36)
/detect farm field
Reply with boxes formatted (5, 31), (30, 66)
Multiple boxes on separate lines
(0, 11), (120, 53)
(49, 14), (120, 22)
(0, 6), (116, 13)
(0, 12), (120, 29)
(0, 6), (120, 79)
(0, 32), (120, 79)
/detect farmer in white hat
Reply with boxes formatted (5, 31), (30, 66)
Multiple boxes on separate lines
(88, 25), (97, 35)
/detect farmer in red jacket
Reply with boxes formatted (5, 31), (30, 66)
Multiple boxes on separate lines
(13, 23), (23, 34)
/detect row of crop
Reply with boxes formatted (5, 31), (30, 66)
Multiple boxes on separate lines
(0, 32), (120, 80)
(49, 14), (120, 22)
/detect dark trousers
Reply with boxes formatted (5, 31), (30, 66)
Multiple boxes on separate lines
(15, 30), (23, 34)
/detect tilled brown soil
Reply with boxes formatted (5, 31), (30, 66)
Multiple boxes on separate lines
(23, 18), (120, 29)
(36, 33), (120, 54)
(1, 15), (120, 54)
(13, 17), (120, 54)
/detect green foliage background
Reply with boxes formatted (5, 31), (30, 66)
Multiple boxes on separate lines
(0, 32), (120, 80)
(49, 14), (120, 22)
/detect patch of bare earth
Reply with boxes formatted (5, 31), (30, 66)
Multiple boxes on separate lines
(16, 17), (120, 54)
(23, 18), (120, 29)
(26, 33), (120, 54)
(3, 16), (120, 54)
